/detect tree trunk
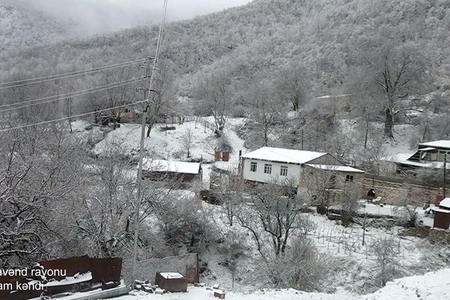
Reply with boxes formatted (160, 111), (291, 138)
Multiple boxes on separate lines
(292, 94), (299, 111)
(384, 107), (394, 139)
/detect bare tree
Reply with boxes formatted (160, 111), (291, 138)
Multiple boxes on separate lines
(0, 126), (84, 267)
(247, 80), (285, 147)
(274, 62), (311, 112)
(358, 43), (429, 138)
(181, 128), (193, 158)
(192, 69), (231, 135)
(153, 193), (215, 255)
(145, 59), (178, 137)
(231, 179), (327, 290)
(71, 144), (134, 258)
(371, 237), (402, 287)
(234, 180), (302, 258)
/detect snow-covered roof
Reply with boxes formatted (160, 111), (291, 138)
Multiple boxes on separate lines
(397, 160), (450, 169)
(431, 207), (450, 214)
(418, 147), (436, 151)
(439, 198), (450, 209)
(142, 159), (200, 174)
(306, 164), (365, 173)
(419, 140), (450, 149)
(241, 147), (326, 165)
(160, 272), (184, 279)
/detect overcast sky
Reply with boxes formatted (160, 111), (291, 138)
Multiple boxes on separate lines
(4, 0), (254, 35)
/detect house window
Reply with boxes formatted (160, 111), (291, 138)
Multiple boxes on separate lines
(346, 175), (354, 182)
(264, 164), (272, 174)
(250, 162), (257, 172)
(280, 166), (288, 176)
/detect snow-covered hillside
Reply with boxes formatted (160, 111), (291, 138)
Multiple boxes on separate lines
(77, 118), (450, 298)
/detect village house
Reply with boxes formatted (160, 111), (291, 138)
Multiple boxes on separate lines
(398, 140), (450, 170)
(142, 159), (202, 188)
(240, 147), (365, 200)
(432, 197), (450, 230)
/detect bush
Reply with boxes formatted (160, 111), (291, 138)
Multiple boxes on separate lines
(263, 238), (331, 292)
(370, 237), (403, 287)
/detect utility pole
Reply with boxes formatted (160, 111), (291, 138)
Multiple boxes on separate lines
(362, 203), (366, 246)
(130, 0), (168, 289)
(444, 152), (447, 198)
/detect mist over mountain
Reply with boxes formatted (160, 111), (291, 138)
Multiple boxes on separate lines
(1, 0), (253, 39)
(0, 3), (77, 51)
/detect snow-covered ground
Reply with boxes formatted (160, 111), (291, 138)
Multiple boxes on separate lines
(71, 118), (449, 300)
(102, 268), (450, 300)
(92, 120), (218, 162)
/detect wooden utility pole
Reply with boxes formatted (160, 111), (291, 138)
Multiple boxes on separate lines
(130, 0), (168, 289)
(444, 152), (447, 198)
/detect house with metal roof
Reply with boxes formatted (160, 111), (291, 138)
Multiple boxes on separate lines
(398, 140), (450, 170)
(142, 159), (202, 188)
(240, 147), (364, 200)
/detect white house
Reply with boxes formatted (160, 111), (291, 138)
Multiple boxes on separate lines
(240, 147), (364, 191)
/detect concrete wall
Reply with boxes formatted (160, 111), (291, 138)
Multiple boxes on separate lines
(242, 159), (301, 184)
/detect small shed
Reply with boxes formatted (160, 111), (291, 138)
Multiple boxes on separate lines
(142, 159), (202, 187)
(155, 272), (187, 292)
(432, 197), (450, 229)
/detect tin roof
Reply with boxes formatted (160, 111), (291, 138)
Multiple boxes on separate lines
(241, 147), (326, 165)
(142, 159), (200, 174)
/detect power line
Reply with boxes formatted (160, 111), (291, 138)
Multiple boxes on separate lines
(0, 99), (149, 132)
(0, 77), (144, 113)
(0, 97), (191, 133)
(0, 59), (145, 90)
(0, 91), (194, 133)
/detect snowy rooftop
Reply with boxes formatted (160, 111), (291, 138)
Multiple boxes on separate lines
(160, 272), (184, 279)
(439, 197), (450, 209)
(397, 160), (450, 169)
(142, 159), (201, 174)
(419, 140), (450, 149)
(241, 147), (326, 165)
(306, 164), (365, 173)
(431, 207), (450, 214)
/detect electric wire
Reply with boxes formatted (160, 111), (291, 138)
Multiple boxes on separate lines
(0, 98), (149, 132)
(0, 59), (145, 90)
(0, 77), (144, 113)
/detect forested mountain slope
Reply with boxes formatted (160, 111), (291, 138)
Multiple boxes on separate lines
(1, 0), (450, 146)
(0, 4), (76, 52)
(2, 0), (449, 85)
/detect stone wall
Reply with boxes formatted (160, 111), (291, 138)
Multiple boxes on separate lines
(362, 176), (442, 206)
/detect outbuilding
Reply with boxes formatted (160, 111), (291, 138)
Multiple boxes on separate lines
(142, 159), (202, 188)
(154, 272), (187, 292)
(432, 197), (450, 229)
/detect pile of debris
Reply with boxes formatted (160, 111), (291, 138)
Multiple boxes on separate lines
(133, 280), (165, 294)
